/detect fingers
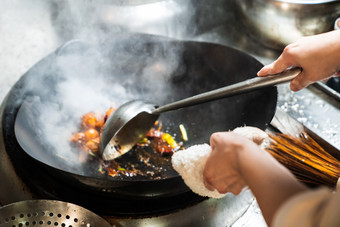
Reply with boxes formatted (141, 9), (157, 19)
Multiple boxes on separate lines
(205, 132), (249, 195)
(289, 71), (309, 91)
(257, 54), (294, 77)
(257, 63), (276, 76)
(228, 182), (246, 195)
(218, 181), (246, 195)
(289, 70), (330, 92)
(256, 44), (307, 92)
(204, 178), (246, 196)
(203, 172), (216, 191)
(203, 152), (217, 191)
(258, 42), (300, 77)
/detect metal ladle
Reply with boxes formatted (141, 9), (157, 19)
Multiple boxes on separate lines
(100, 67), (301, 161)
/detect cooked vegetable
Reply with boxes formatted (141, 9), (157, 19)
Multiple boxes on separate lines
(84, 128), (99, 141)
(179, 124), (188, 141)
(161, 133), (178, 149)
(85, 138), (100, 153)
(81, 112), (97, 129)
(70, 106), (184, 178)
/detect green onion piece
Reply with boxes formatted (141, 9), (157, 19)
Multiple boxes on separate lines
(139, 138), (149, 144)
(179, 124), (188, 141)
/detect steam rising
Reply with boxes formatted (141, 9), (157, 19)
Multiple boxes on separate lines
(22, 1), (193, 173)
(1, 0), (201, 175)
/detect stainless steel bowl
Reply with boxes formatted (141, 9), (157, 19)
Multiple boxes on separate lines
(236, 0), (340, 49)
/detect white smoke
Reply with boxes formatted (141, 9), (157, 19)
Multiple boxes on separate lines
(3, 0), (197, 173)
(32, 0), (194, 171)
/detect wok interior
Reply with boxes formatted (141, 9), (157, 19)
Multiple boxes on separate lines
(14, 33), (277, 182)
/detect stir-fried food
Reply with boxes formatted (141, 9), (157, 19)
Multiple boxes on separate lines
(70, 105), (184, 178)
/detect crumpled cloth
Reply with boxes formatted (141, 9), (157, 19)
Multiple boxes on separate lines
(171, 126), (268, 198)
(171, 143), (226, 198)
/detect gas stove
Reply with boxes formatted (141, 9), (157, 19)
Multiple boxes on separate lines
(0, 72), (256, 226)
(1, 1), (339, 227)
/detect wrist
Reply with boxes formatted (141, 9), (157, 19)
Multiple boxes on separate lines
(236, 140), (265, 182)
(327, 30), (340, 58)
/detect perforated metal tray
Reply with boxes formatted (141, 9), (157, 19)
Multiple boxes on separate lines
(0, 200), (111, 227)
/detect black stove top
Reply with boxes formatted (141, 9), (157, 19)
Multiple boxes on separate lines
(0, 46), (206, 217)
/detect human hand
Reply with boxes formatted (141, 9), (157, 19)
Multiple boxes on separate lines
(258, 30), (340, 91)
(203, 132), (261, 195)
(203, 131), (308, 226)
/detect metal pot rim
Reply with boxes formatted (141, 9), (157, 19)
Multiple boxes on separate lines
(275, 0), (339, 4)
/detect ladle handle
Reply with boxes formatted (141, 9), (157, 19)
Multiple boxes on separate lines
(152, 67), (301, 114)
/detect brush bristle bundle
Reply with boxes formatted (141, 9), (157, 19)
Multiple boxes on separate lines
(266, 132), (340, 188)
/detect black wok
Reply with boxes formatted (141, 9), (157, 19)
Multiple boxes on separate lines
(10, 33), (277, 199)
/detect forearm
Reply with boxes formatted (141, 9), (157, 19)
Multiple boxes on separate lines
(239, 148), (309, 226)
(319, 30), (340, 72)
(327, 29), (340, 54)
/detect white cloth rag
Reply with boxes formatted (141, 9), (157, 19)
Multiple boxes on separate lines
(171, 126), (269, 198)
(171, 143), (226, 198)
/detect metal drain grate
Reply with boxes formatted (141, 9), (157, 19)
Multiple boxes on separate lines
(0, 200), (111, 227)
